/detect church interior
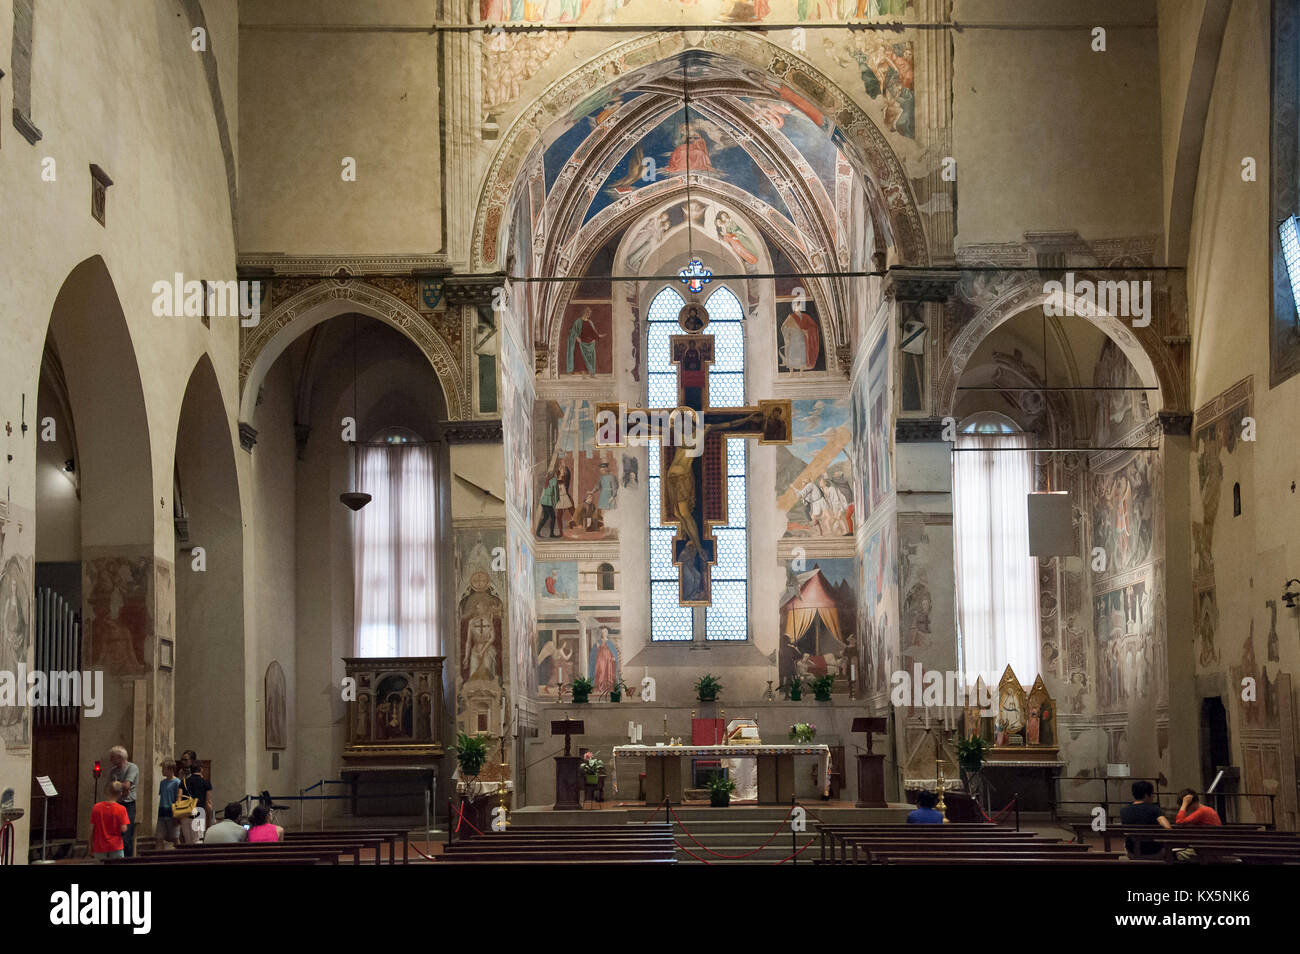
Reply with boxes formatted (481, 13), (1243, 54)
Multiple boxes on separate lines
(2, 0), (1300, 888)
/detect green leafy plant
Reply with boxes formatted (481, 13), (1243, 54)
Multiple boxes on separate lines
(609, 677), (629, 702)
(694, 673), (723, 702)
(572, 676), (594, 693)
(707, 773), (737, 806)
(707, 775), (737, 795)
(787, 674), (804, 700)
(453, 732), (491, 778)
(811, 674), (835, 700)
(955, 735), (991, 764)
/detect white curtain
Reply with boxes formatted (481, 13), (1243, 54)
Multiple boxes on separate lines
(353, 442), (438, 657)
(952, 430), (1040, 684)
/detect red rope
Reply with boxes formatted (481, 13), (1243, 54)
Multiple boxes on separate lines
(975, 796), (1018, 824)
(454, 800), (486, 837)
(410, 841), (438, 861)
(669, 804), (797, 859)
(635, 798), (669, 824)
(769, 838), (814, 864)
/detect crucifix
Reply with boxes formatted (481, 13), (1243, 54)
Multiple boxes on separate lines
(596, 299), (792, 606)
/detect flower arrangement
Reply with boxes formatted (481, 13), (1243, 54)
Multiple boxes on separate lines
(789, 722), (817, 743)
(579, 751), (604, 777)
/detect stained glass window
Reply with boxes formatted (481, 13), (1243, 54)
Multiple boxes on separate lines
(646, 283), (749, 642)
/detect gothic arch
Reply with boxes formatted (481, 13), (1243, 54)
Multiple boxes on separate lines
(472, 33), (928, 274)
(543, 182), (842, 374)
(936, 278), (1185, 417)
(239, 280), (467, 422)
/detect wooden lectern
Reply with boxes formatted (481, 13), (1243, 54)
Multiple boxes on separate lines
(852, 717), (888, 808)
(551, 719), (585, 811)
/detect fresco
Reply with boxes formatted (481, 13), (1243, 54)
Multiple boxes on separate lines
(557, 302), (613, 375)
(851, 325), (891, 518)
(582, 109), (792, 225)
(1093, 338), (1152, 446)
(454, 529), (509, 738)
(85, 555), (152, 676)
(0, 546), (32, 750)
(534, 399), (622, 541)
(1090, 455), (1155, 577)
(776, 397), (855, 537)
(500, 307), (536, 530)
(858, 524), (898, 693)
(1092, 575), (1155, 713)
(846, 34), (915, 139)
(778, 559), (858, 691)
(477, 0), (912, 25)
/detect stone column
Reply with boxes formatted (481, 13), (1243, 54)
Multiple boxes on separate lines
(1158, 412), (1198, 790)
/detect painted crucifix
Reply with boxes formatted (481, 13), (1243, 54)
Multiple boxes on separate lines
(595, 299), (792, 606)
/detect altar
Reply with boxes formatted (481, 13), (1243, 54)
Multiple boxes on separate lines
(612, 744), (831, 805)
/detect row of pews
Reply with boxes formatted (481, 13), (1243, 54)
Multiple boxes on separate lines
(817, 823), (1126, 865)
(108, 828), (411, 865)
(1072, 823), (1300, 864)
(438, 824), (677, 865)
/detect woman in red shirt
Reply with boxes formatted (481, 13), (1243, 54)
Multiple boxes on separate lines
(1175, 789), (1222, 826)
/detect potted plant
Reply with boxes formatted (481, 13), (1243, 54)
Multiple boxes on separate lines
(609, 677), (628, 703)
(571, 675), (594, 704)
(789, 722), (817, 743)
(787, 674), (804, 702)
(579, 750), (604, 785)
(956, 735), (990, 789)
(453, 731), (490, 780)
(812, 674), (834, 702)
(695, 673), (723, 703)
(707, 775), (737, 807)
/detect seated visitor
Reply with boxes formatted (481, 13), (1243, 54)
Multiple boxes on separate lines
(907, 790), (944, 824)
(246, 805), (285, 843)
(1174, 789), (1222, 826)
(1119, 780), (1171, 857)
(203, 802), (249, 844)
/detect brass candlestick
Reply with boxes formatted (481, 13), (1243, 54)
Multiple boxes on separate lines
(935, 759), (948, 819)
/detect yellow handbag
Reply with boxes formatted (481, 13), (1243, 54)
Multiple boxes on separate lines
(171, 776), (197, 819)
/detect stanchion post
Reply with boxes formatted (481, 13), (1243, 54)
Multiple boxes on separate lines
(791, 795), (796, 866)
(320, 779), (325, 830)
(1014, 793), (1020, 832)
(447, 797), (454, 847)
(665, 796), (670, 826)
(299, 787), (304, 832)
(425, 787), (431, 848)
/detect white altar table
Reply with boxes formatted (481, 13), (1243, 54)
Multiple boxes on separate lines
(612, 744), (831, 804)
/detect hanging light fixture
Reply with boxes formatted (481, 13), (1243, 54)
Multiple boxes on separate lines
(340, 315), (372, 511)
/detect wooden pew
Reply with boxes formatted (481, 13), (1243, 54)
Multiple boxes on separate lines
(287, 828), (410, 864)
(440, 826), (676, 864)
(115, 849), (343, 866)
(874, 852), (1125, 865)
(1072, 822), (1282, 851)
(173, 838), (379, 864)
(817, 823), (1010, 863)
(439, 848), (675, 864)
(844, 836), (1079, 865)
(1085, 825), (1299, 854)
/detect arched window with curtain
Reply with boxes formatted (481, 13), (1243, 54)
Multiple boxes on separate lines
(646, 283), (750, 642)
(353, 428), (439, 657)
(952, 412), (1040, 682)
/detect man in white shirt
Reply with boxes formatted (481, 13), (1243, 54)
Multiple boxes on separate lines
(203, 803), (249, 845)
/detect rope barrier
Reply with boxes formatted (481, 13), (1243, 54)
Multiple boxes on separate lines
(769, 838), (814, 864)
(669, 803), (796, 859)
(410, 841), (438, 861)
(635, 798), (669, 824)
(975, 795), (1018, 824)
(454, 799), (486, 837)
